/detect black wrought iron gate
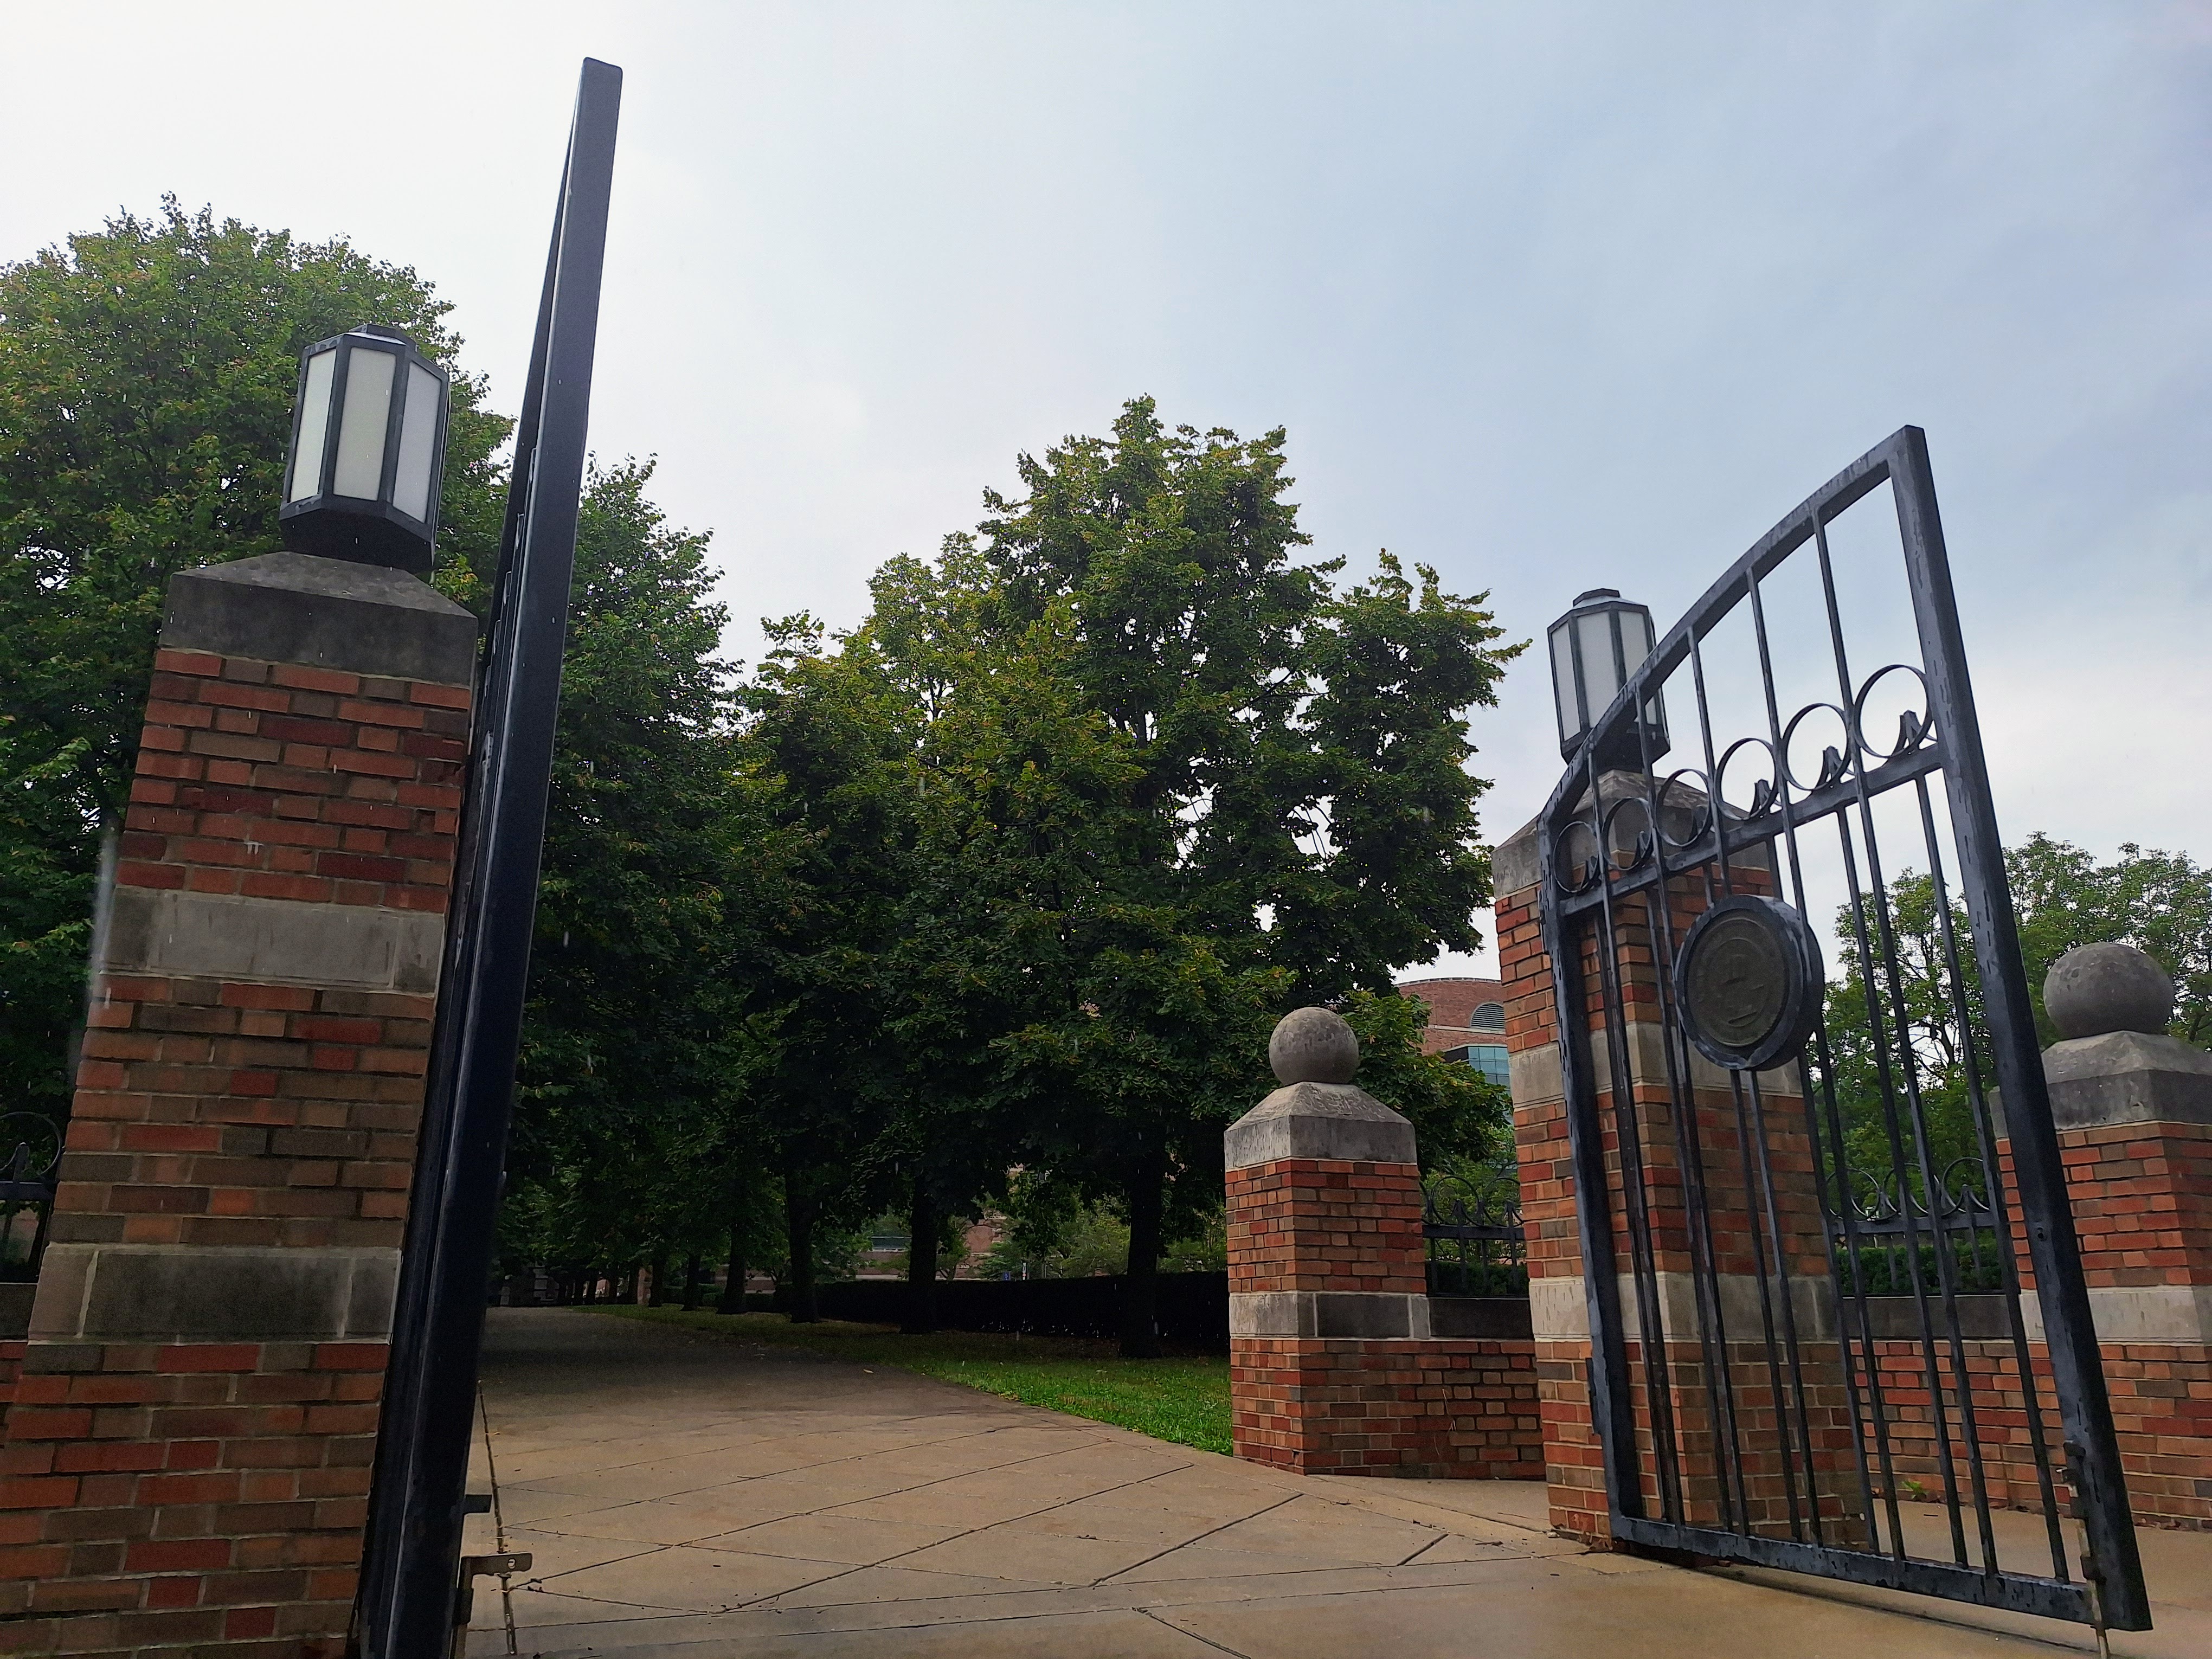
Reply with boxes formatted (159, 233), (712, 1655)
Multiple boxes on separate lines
(1535, 428), (2150, 1629)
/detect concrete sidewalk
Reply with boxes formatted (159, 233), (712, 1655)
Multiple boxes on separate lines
(463, 1309), (2207, 1658)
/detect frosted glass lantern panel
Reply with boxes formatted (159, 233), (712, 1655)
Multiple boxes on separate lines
(1549, 622), (1580, 742)
(288, 350), (336, 503)
(1574, 610), (1619, 709)
(332, 348), (396, 500)
(393, 363), (441, 521)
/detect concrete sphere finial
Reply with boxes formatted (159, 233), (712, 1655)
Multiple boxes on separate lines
(1269, 1007), (1360, 1085)
(2044, 943), (2174, 1040)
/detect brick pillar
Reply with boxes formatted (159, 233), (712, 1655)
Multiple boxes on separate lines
(1225, 1009), (1541, 1478)
(1495, 835), (1603, 1534)
(1496, 777), (1858, 1545)
(0, 552), (475, 1656)
(2030, 961), (2212, 1529)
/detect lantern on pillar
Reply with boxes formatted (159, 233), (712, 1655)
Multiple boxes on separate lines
(278, 325), (451, 574)
(1548, 587), (1669, 771)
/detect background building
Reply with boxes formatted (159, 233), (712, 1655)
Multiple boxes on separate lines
(1394, 975), (1510, 1089)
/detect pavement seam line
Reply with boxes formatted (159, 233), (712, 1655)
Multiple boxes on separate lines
(493, 1557), (1586, 1652)
(1137, 1604), (1258, 1657)
(731, 1457), (1224, 1610)
(498, 1416), (1063, 1503)
(1092, 1490), (1308, 1586)
(515, 1424), (1131, 1555)
(1394, 1531), (1450, 1567)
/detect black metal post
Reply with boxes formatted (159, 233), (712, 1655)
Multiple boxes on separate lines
(352, 58), (621, 1658)
(1891, 426), (2150, 1631)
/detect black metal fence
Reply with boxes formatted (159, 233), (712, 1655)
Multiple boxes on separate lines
(1422, 1163), (1527, 1296)
(0, 1113), (60, 1283)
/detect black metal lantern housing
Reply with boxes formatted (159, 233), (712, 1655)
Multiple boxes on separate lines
(278, 325), (450, 574)
(1548, 587), (1669, 770)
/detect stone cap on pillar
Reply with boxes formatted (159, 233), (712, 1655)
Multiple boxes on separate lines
(1225, 1007), (1417, 1171)
(2041, 943), (2212, 1129)
(164, 549), (479, 685)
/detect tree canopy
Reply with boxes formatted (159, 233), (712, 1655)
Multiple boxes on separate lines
(0, 201), (508, 1115)
(48, 204), (2212, 1360)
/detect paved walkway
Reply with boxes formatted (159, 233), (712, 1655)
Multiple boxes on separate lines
(464, 1309), (2208, 1658)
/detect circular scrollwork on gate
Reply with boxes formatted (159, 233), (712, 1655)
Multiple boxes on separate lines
(1672, 895), (1825, 1071)
(1851, 663), (1935, 767)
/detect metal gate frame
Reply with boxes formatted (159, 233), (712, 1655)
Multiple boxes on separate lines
(1535, 427), (2150, 1630)
(353, 57), (622, 1658)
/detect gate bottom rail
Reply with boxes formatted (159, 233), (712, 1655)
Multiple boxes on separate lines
(1609, 1516), (2108, 1626)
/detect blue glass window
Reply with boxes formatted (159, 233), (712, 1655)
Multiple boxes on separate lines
(1466, 1044), (1511, 1088)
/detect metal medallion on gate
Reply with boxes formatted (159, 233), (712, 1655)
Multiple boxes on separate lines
(1674, 895), (1822, 1071)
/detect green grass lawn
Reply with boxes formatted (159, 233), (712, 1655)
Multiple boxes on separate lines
(597, 1306), (1232, 1455)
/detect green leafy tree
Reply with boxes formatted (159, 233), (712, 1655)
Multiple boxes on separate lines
(1811, 833), (2212, 1227)
(1815, 870), (1990, 1191)
(734, 619), (919, 1322)
(0, 200), (507, 1115)
(0, 732), (98, 1116)
(965, 397), (1520, 1353)
(2008, 833), (2212, 1044)
(494, 463), (760, 1286)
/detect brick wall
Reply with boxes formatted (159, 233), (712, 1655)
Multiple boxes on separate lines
(0, 550), (475, 1658)
(1226, 1160), (1427, 1296)
(1224, 1080), (1541, 1482)
(1232, 1338), (1541, 1478)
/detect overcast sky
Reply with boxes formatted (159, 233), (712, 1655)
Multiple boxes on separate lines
(5, 3), (2208, 975)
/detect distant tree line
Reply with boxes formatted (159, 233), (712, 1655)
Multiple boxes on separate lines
(0, 204), (1516, 1355)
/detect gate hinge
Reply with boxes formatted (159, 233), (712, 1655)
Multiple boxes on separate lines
(450, 1553), (532, 1658)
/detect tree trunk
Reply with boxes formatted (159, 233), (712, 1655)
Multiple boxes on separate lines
(649, 1255), (670, 1307)
(786, 1181), (820, 1324)
(903, 1182), (940, 1334)
(717, 1207), (748, 1314)
(1119, 1135), (1166, 1358)
(681, 1252), (703, 1310)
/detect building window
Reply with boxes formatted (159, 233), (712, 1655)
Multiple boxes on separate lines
(1471, 1001), (1506, 1032)
(1443, 1043), (1513, 1090)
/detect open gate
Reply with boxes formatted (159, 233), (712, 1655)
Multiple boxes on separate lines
(1535, 427), (2150, 1630)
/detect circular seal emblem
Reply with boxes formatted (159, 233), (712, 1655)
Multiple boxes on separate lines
(1673, 895), (1823, 1071)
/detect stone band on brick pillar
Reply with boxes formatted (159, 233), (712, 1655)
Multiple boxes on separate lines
(0, 552), (475, 1656)
(1225, 1008), (1541, 1479)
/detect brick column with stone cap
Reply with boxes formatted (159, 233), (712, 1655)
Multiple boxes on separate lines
(2030, 943), (2212, 1527)
(1225, 1008), (1540, 1478)
(1494, 777), (1861, 1544)
(0, 551), (475, 1656)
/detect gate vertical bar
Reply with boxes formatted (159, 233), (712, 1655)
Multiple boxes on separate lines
(354, 58), (622, 1658)
(1540, 794), (1645, 1523)
(1888, 427), (2149, 1630)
